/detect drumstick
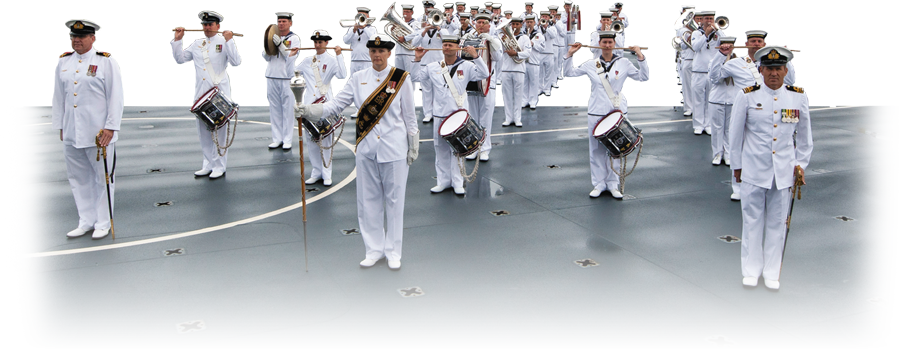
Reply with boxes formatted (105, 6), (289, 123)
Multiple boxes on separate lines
(569, 44), (648, 50)
(296, 47), (353, 51)
(172, 29), (244, 37)
(715, 45), (800, 52)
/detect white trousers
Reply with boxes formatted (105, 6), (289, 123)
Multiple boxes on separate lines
(196, 120), (228, 173)
(64, 143), (115, 230)
(421, 76), (434, 119)
(525, 63), (541, 107)
(540, 53), (556, 93)
(502, 72), (525, 124)
(679, 60), (694, 114)
(356, 156), (409, 261)
(468, 89), (496, 156)
(304, 130), (334, 181)
(709, 103), (733, 158)
(555, 46), (566, 80)
(740, 179), (791, 280)
(433, 117), (464, 188)
(394, 54), (413, 71)
(587, 114), (621, 190)
(690, 72), (710, 129)
(267, 78), (295, 145)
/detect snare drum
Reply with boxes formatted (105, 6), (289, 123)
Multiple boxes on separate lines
(439, 109), (485, 156)
(301, 96), (344, 142)
(592, 110), (642, 158)
(190, 86), (239, 131)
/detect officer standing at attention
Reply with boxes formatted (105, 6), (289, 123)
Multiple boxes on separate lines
(54, 20), (123, 239)
(730, 46), (812, 290)
(263, 12), (301, 150)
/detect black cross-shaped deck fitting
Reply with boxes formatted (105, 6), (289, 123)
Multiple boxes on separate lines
(178, 320), (206, 333)
(706, 336), (737, 348)
(400, 287), (424, 297)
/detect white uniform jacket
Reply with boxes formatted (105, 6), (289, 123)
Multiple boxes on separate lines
(295, 52), (348, 103)
(537, 24), (559, 53)
(524, 28), (545, 65)
(396, 19), (422, 57)
(343, 26), (377, 62)
(171, 34), (242, 100)
(677, 27), (695, 60)
(410, 57), (490, 117)
(52, 48), (124, 148)
(553, 20), (567, 47)
(564, 54), (649, 115)
(262, 32), (301, 78)
(412, 28), (451, 64)
(706, 54), (739, 104)
(709, 53), (760, 89)
(729, 84), (813, 190)
(321, 66), (419, 162)
(499, 33), (532, 72)
(690, 28), (724, 72)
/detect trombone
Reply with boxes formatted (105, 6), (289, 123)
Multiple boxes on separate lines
(340, 13), (376, 28)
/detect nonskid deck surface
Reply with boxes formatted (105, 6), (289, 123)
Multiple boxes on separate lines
(24, 106), (884, 347)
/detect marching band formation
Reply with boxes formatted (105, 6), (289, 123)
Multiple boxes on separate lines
(52, 2), (812, 288)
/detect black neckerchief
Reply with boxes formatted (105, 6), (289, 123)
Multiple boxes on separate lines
(448, 59), (464, 77)
(598, 55), (622, 74)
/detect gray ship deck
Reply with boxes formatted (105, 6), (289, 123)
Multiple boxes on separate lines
(23, 105), (888, 348)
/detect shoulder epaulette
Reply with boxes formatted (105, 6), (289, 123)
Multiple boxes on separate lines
(60, 52), (74, 58)
(742, 84), (760, 94)
(96, 51), (111, 57)
(786, 85), (804, 93)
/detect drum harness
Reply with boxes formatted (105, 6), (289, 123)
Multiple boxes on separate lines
(310, 56), (344, 169)
(596, 57), (642, 195)
(202, 43), (238, 157)
(441, 60), (481, 183)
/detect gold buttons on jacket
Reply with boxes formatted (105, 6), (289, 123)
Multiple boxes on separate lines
(772, 151), (776, 154)
(74, 104), (78, 108)
(78, 60), (82, 63)
(773, 111), (777, 114)
(773, 138), (777, 141)
(773, 124), (777, 128)
(76, 70), (79, 73)
(774, 97), (778, 101)
(74, 81), (78, 84)
(74, 93), (77, 96)
(377, 135), (381, 139)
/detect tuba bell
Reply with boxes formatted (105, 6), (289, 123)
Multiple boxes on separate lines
(713, 16), (729, 30)
(498, 19), (525, 64)
(381, 2), (416, 50)
(340, 13), (376, 28)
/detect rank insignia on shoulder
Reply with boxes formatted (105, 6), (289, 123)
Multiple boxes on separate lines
(743, 84), (760, 94)
(96, 51), (111, 57)
(786, 85), (804, 93)
(60, 52), (74, 58)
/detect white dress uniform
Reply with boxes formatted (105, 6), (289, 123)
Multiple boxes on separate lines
(499, 31), (532, 126)
(462, 30), (504, 160)
(412, 27), (450, 120)
(171, 33), (242, 174)
(553, 16), (567, 82)
(263, 30), (301, 148)
(564, 53), (649, 195)
(393, 17), (421, 72)
(729, 82), (812, 284)
(589, 31), (625, 60)
(690, 27), (725, 133)
(296, 50), (348, 184)
(411, 53), (489, 191)
(523, 27), (544, 108)
(320, 64), (419, 264)
(706, 52), (739, 164)
(343, 25), (377, 74)
(676, 26), (695, 116)
(537, 23), (558, 95)
(52, 46), (123, 234)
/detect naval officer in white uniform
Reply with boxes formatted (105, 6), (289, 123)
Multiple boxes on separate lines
(563, 34), (648, 199)
(53, 20), (123, 240)
(172, 11), (241, 179)
(730, 46), (812, 290)
(297, 35), (420, 270)
(706, 36), (739, 170)
(690, 11), (724, 135)
(263, 12), (301, 150)
(499, 17), (531, 127)
(295, 30), (348, 187)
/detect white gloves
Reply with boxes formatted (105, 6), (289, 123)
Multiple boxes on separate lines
(272, 33), (283, 46)
(294, 104), (324, 122)
(407, 131), (420, 165)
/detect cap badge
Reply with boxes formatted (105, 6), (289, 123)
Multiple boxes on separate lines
(767, 49), (780, 60)
(315, 31), (320, 38)
(374, 36), (382, 45)
(74, 21), (84, 30)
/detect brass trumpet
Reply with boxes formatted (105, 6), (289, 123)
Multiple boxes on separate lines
(427, 9), (445, 27)
(340, 13), (376, 28)
(611, 20), (624, 33)
(713, 16), (729, 30)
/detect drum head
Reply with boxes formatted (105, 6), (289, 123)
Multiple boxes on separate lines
(264, 24), (279, 56)
(439, 110), (470, 137)
(593, 111), (624, 137)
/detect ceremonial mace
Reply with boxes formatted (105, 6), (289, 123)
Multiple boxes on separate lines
(291, 72), (309, 272)
(95, 131), (115, 240)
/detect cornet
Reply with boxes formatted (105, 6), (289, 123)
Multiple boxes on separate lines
(713, 16), (729, 30)
(611, 20), (624, 33)
(426, 9), (445, 27)
(340, 13), (376, 28)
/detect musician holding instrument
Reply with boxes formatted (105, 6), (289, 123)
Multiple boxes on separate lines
(263, 12), (301, 151)
(393, 4), (422, 74)
(705, 36), (738, 172)
(537, 11), (559, 97)
(295, 30), (348, 187)
(456, 13), (475, 36)
(172, 11), (241, 180)
(519, 2), (536, 20)
(563, 34), (648, 199)
(611, 3), (629, 30)
(676, 6), (696, 118)
(689, 11), (724, 135)
(462, 13), (504, 162)
(412, 2), (451, 123)
(499, 18), (532, 127)
(295, 35), (419, 270)
(442, 4), (459, 33)
(729, 46), (811, 290)
(411, 35), (489, 195)
(343, 7), (377, 76)
(710, 30), (797, 201)
(590, 13), (625, 60)
(523, 15), (545, 109)
(53, 20), (122, 239)
(548, 5), (566, 87)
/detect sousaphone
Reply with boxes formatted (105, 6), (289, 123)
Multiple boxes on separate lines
(264, 24), (279, 56)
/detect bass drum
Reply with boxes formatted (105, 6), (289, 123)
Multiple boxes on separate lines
(592, 110), (642, 158)
(438, 109), (485, 156)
